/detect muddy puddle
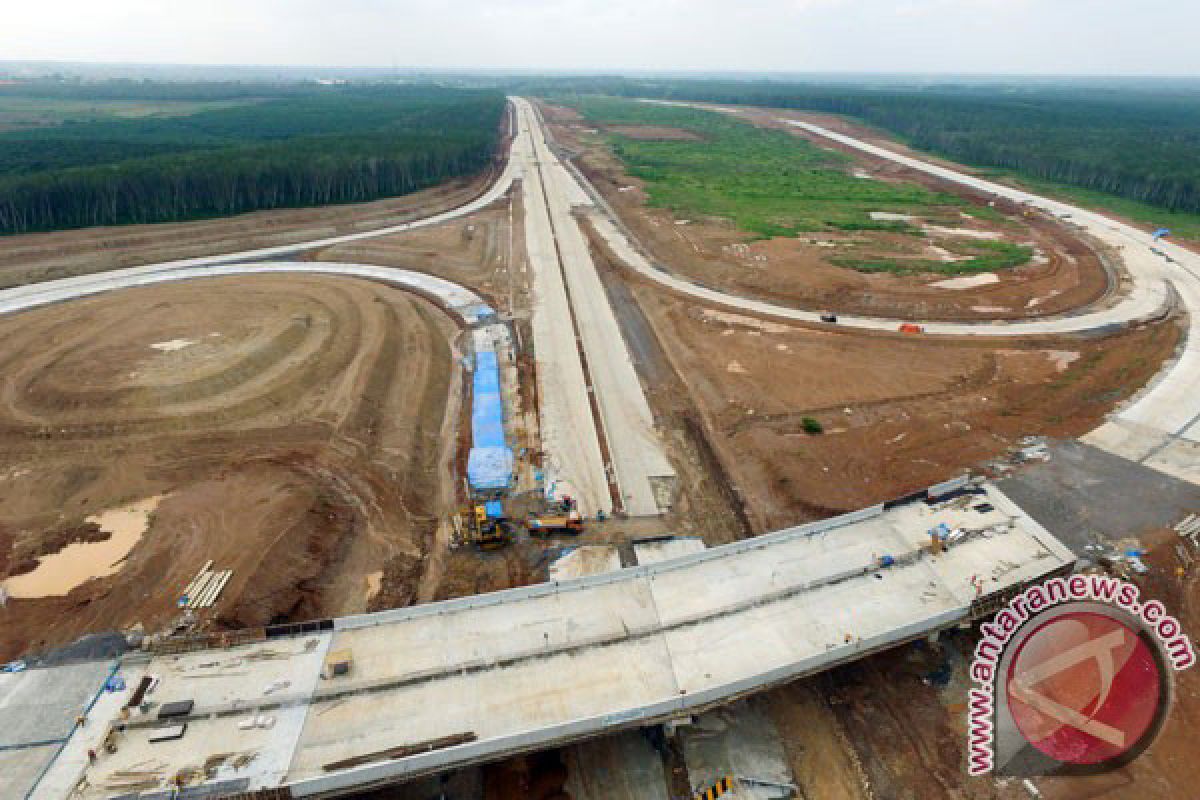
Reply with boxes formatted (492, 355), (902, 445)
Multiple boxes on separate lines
(3, 496), (162, 598)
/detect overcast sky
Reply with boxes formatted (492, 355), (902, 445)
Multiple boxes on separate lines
(2, 0), (1194, 75)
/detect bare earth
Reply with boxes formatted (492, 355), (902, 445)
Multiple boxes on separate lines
(0, 274), (460, 660)
(634, 285), (1179, 531)
(0, 104), (1190, 800)
(0, 170), (496, 290)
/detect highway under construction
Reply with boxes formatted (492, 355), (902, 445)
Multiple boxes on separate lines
(3, 95), (1200, 800)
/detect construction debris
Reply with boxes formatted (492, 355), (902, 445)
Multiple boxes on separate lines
(322, 732), (478, 772)
(1084, 540), (1151, 577)
(323, 649), (353, 679)
(236, 715), (276, 730)
(180, 563), (234, 610)
(1176, 513), (1200, 550)
(147, 724), (188, 743)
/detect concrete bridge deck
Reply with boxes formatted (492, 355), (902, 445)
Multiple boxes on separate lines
(26, 481), (1071, 799)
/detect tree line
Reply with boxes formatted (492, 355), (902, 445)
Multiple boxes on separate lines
(532, 78), (1200, 218)
(0, 85), (505, 234)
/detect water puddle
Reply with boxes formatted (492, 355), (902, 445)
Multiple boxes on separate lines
(3, 496), (162, 598)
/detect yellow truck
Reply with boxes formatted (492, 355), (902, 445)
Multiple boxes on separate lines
(527, 510), (584, 536)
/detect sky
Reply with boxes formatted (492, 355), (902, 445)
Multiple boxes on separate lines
(1, 0), (1195, 76)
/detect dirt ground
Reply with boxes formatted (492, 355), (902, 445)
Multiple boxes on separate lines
(540, 102), (1114, 323)
(554, 101), (1196, 800)
(0, 168), (498, 290)
(0, 274), (461, 660)
(0, 100), (1191, 800)
(630, 281), (1179, 532)
(314, 204), (524, 317)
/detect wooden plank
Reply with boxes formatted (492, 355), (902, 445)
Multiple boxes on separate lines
(186, 572), (217, 609)
(148, 723), (188, 742)
(322, 732), (477, 772)
(194, 571), (218, 608)
(200, 571), (233, 608)
(181, 561), (214, 599)
(199, 570), (228, 608)
(186, 573), (217, 609)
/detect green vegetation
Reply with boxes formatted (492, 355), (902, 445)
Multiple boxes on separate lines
(0, 96), (262, 131)
(0, 83), (505, 235)
(801, 417), (824, 435)
(545, 80), (1200, 231)
(567, 96), (964, 240)
(563, 96), (1031, 275)
(831, 239), (1034, 276)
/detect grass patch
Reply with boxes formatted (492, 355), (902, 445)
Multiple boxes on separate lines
(563, 96), (967, 240)
(831, 238), (1033, 275)
(959, 203), (1016, 226)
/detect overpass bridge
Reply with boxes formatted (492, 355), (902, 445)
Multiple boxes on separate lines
(14, 480), (1072, 799)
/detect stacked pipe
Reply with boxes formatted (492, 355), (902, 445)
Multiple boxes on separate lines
(1175, 514), (1200, 547)
(180, 562), (234, 609)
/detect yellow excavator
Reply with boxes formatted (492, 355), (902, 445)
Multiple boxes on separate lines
(461, 500), (514, 549)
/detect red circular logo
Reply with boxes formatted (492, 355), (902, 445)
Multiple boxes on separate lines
(1006, 611), (1162, 765)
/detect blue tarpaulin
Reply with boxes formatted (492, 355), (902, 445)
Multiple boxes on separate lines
(468, 348), (513, 492)
(468, 447), (513, 490)
(472, 351), (506, 449)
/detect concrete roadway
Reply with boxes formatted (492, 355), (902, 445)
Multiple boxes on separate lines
(786, 120), (1200, 485)
(1, 101), (1174, 799)
(47, 482), (1072, 800)
(510, 98), (613, 517)
(6, 97), (1192, 499)
(0, 260), (498, 326)
(579, 100), (1200, 484)
(583, 101), (1172, 338)
(0, 98), (675, 519)
(514, 97), (676, 517)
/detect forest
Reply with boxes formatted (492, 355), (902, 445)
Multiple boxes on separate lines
(0, 83), (505, 234)
(531, 78), (1200, 220)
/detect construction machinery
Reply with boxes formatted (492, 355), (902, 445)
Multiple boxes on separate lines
(461, 500), (514, 549)
(527, 510), (584, 536)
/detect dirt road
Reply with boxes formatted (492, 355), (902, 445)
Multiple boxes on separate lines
(0, 172), (499, 291)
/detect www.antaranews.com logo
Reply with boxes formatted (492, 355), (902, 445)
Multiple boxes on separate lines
(967, 574), (1195, 777)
